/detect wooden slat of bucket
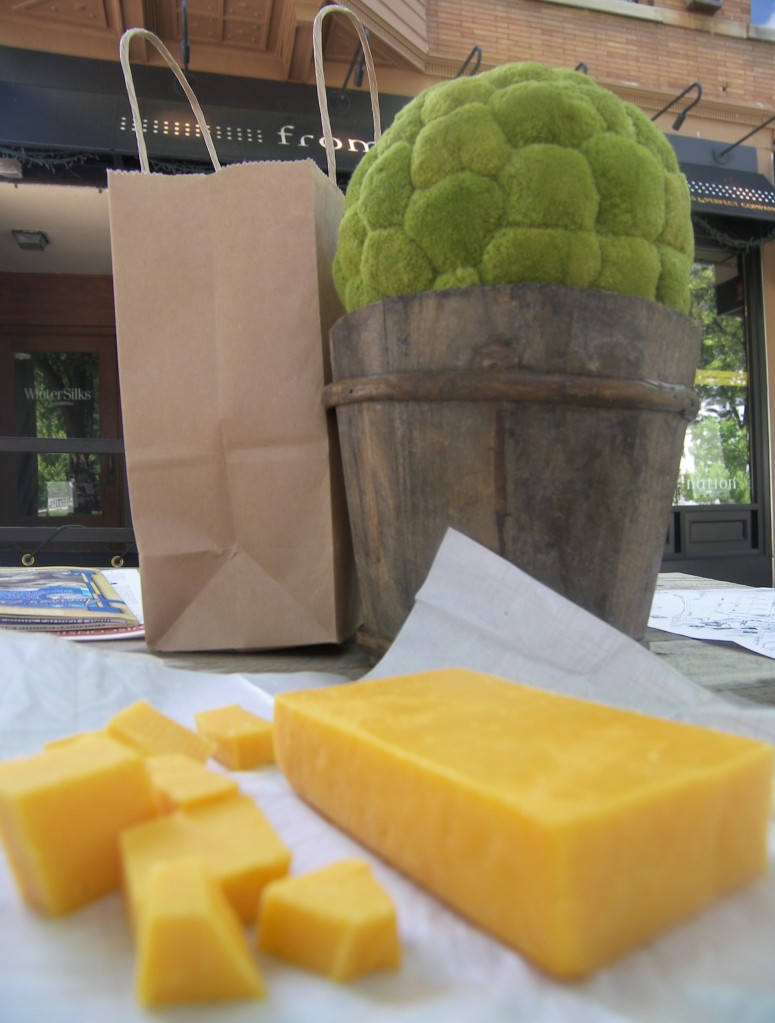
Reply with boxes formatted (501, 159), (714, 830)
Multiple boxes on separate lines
(327, 285), (702, 652)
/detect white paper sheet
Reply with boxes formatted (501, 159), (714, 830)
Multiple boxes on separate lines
(1, 529), (774, 1023)
(649, 587), (775, 660)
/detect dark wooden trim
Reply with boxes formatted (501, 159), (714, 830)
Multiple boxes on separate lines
(0, 273), (115, 329)
(0, 437), (125, 454)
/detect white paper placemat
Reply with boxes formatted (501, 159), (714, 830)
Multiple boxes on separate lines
(1, 529), (773, 1023)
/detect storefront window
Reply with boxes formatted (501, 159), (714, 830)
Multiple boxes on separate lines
(13, 350), (103, 519)
(674, 259), (752, 506)
(0, 331), (129, 557)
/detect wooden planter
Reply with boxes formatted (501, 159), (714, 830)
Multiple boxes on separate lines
(324, 284), (701, 655)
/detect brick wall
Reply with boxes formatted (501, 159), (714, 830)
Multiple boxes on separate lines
(426, 0), (775, 108)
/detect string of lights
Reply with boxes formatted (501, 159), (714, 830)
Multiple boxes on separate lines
(0, 144), (209, 176)
(694, 212), (775, 252)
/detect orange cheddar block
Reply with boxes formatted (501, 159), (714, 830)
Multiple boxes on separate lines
(44, 730), (106, 750)
(107, 700), (215, 762)
(273, 669), (774, 979)
(43, 730), (138, 753)
(136, 857), (265, 1006)
(258, 859), (400, 981)
(121, 793), (291, 926)
(195, 705), (274, 770)
(0, 735), (158, 916)
(146, 754), (238, 813)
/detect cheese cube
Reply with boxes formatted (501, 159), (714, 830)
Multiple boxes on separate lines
(258, 859), (400, 981)
(273, 669), (773, 979)
(195, 705), (274, 770)
(121, 793), (291, 925)
(136, 856), (265, 1006)
(107, 700), (215, 762)
(0, 735), (158, 916)
(146, 754), (238, 813)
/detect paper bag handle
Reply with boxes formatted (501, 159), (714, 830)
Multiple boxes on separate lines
(119, 28), (222, 174)
(313, 5), (381, 183)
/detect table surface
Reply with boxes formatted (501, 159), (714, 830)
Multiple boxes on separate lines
(103, 572), (775, 707)
(647, 572), (775, 708)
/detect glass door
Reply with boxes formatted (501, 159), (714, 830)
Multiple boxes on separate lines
(676, 258), (751, 507)
(0, 333), (133, 565)
(664, 239), (772, 585)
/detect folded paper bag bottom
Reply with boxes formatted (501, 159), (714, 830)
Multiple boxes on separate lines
(273, 669), (773, 979)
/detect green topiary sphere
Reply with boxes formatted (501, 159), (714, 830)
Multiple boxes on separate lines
(332, 62), (694, 314)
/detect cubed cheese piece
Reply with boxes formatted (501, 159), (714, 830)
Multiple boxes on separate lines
(136, 856), (265, 1006)
(0, 735), (158, 916)
(146, 754), (238, 813)
(273, 669), (773, 979)
(107, 700), (215, 762)
(258, 859), (400, 981)
(195, 705), (274, 770)
(121, 793), (291, 925)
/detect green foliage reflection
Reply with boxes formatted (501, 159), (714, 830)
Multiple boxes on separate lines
(675, 263), (751, 505)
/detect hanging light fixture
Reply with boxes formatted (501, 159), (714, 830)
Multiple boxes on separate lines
(455, 45), (482, 78)
(328, 27), (371, 115)
(12, 230), (49, 252)
(180, 0), (191, 78)
(713, 113), (775, 164)
(342, 28), (370, 90)
(651, 82), (702, 131)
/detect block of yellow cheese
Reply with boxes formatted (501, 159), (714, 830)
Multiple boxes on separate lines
(145, 754), (238, 813)
(136, 856), (265, 1006)
(121, 793), (291, 926)
(195, 705), (274, 770)
(273, 669), (773, 979)
(0, 734), (158, 916)
(107, 700), (215, 762)
(44, 730), (111, 750)
(258, 858), (400, 981)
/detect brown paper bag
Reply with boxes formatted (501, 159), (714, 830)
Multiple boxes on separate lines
(108, 15), (376, 651)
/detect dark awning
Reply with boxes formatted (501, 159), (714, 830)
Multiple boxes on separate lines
(0, 45), (409, 174)
(681, 162), (775, 221)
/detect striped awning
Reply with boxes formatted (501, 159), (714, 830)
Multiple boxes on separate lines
(681, 162), (775, 221)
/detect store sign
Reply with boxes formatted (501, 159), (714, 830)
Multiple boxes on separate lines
(46, 481), (74, 514)
(679, 474), (746, 500)
(24, 387), (93, 405)
(114, 109), (379, 169)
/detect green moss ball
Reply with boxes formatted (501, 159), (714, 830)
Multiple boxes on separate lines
(333, 62), (694, 314)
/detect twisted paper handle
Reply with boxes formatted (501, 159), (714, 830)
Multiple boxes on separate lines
(313, 5), (381, 183)
(118, 28), (221, 174)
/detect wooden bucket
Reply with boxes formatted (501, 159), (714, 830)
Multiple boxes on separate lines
(324, 284), (701, 655)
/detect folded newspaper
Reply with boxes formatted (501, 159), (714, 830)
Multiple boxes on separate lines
(0, 567), (143, 638)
